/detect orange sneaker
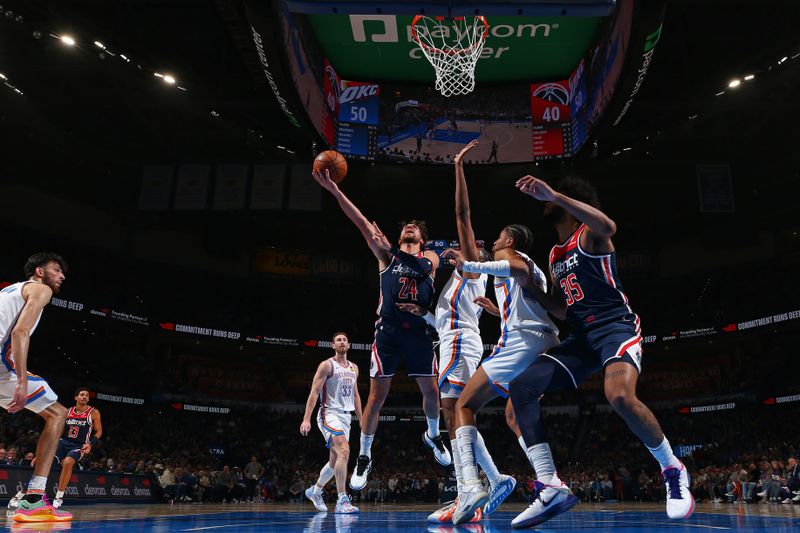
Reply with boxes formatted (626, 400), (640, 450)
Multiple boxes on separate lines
(12, 496), (73, 523)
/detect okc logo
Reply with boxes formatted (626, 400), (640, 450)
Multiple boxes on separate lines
(533, 83), (570, 105)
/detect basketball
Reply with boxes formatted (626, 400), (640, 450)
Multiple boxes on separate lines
(313, 150), (348, 183)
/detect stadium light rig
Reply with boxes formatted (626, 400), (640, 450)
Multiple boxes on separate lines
(59, 35), (76, 46)
(728, 79), (741, 88)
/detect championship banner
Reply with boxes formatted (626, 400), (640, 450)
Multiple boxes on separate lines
(0, 466), (157, 504)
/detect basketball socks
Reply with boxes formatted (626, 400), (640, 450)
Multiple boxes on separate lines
(359, 432), (374, 459)
(525, 443), (560, 485)
(316, 464), (335, 490)
(426, 417), (440, 439)
(517, 435), (527, 452)
(56, 490), (65, 500)
(474, 431), (501, 486)
(647, 436), (682, 471)
(455, 425), (479, 483)
(450, 438), (464, 491)
(22, 476), (47, 502)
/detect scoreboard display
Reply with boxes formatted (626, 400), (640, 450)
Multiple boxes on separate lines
(530, 60), (588, 161)
(323, 61), (379, 160)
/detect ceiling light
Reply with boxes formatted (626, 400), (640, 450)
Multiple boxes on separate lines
(779, 56), (788, 64)
(60, 35), (76, 46)
(120, 54), (129, 61)
(153, 72), (163, 78)
(94, 41), (105, 49)
(622, 147), (632, 151)
(0, 73), (6, 80)
(744, 74), (754, 81)
(728, 79), (741, 88)
(715, 91), (725, 96)
(162, 75), (176, 84)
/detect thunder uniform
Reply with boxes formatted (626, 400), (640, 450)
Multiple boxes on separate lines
(435, 271), (487, 398)
(317, 358), (357, 447)
(481, 253), (560, 397)
(371, 254), (436, 378)
(0, 281), (58, 413)
(545, 224), (643, 387)
(55, 406), (95, 463)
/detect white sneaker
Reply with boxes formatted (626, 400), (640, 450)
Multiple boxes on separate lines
(305, 486), (327, 512)
(663, 463), (695, 519)
(349, 455), (372, 491)
(422, 432), (452, 466)
(427, 500), (457, 523)
(7, 495), (21, 513)
(485, 474), (516, 514)
(334, 494), (359, 514)
(511, 481), (578, 529)
(452, 481), (488, 525)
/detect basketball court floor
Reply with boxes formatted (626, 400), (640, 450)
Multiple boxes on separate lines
(4, 502), (798, 532)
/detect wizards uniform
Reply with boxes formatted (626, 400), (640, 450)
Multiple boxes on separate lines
(55, 406), (95, 464)
(545, 224), (643, 386)
(371, 252), (436, 378)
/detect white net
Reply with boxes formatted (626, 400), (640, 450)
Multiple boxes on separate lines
(411, 15), (489, 97)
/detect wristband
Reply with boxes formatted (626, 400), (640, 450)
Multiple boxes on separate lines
(423, 311), (436, 328)
(462, 260), (510, 277)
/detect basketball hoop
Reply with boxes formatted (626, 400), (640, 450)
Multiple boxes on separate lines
(411, 15), (489, 97)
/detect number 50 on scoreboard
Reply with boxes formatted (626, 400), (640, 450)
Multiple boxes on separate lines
(338, 81), (380, 126)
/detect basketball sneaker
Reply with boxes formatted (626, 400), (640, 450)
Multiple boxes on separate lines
(663, 462), (695, 519)
(422, 431), (452, 466)
(427, 500), (457, 523)
(305, 486), (327, 512)
(452, 480), (488, 525)
(7, 494), (21, 514)
(484, 474), (516, 514)
(511, 480), (578, 529)
(349, 455), (372, 490)
(334, 494), (359, 514)
(13, 495), (73, 523)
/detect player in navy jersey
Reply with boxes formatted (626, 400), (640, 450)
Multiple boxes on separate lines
(505, 176), (693, 528)
(312, 169), (448, 492)
(53, 387), (102, 508)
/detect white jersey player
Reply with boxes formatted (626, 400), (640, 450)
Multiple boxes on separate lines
(300, 332), (362, 514)
(441, 223), (564, 525)
(2, 253), (72, 523)
(398, 141), (516, 524)
(480, 251), (559, 396)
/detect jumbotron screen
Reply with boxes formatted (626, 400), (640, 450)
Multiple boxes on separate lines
(321, 58), (593, 163)
(267, 0), (638, 164)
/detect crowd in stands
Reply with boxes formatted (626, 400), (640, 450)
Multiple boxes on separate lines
(2, 399), (798, 506)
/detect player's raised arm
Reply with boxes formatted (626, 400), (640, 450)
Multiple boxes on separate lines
(453, 141), (481, 277)
(516, 175), (617, 239)
(300, 361), (332, 436)
(312, 169), (391, 267)
(7, 283), (53, 413)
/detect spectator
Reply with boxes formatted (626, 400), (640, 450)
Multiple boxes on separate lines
(215, 466), (235, 503)
(243, 456), (264, 503)
(0, 448), (7, 465)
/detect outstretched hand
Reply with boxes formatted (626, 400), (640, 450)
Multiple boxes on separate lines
(396, 303), (426, 316)
(516, 175), (557, 202)
(370, 221), (392, 253)
(473, 296), (500, 317)
(442, 248), (465, 270)
(454, 140), (479, 164)
(312, 168), (339, 193)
